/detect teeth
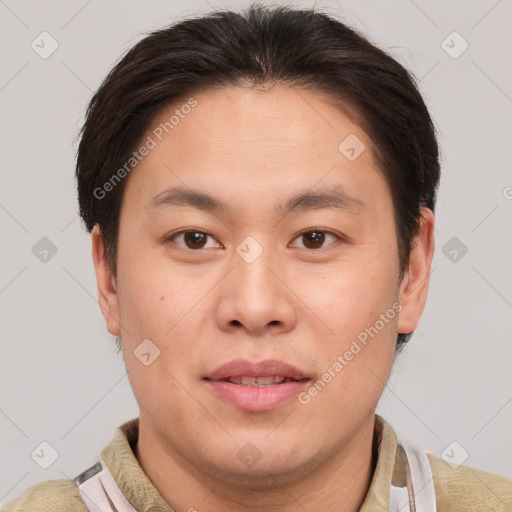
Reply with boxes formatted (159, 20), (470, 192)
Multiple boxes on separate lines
(227, 376), (290, 386)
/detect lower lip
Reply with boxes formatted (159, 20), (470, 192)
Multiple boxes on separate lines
(205, 379), (310, 412)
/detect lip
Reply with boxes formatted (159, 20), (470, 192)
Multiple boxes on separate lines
(204, 359), (310, 412)
(205, 359), (308, 381)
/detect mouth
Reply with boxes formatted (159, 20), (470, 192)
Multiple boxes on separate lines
(204, 359), (311, 412)
(216, 375), (306, 387)
(205, 358), (309, 381)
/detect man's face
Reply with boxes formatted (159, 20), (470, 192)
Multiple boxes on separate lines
(94, 86), (430, 484)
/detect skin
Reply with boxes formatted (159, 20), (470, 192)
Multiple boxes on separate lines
(92, 85), (435, 512)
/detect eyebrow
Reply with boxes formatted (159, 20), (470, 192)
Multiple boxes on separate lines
(148, 185), (365, 216)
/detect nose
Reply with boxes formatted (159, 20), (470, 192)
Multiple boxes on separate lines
(215, 246), (297, 336)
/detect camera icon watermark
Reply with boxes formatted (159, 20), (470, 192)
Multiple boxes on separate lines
(134, 338), (161, 366)
(32, 237), (58, 263)
(237, 442), (262, 468)
(441, 441), (469, 469)
(31, 31), (59, 59)
(441, 31), (469, 59)
(31, 441), (59, 469)
(236, 236), (263, 264)
(338, 134), (366, 161)
(442, 236), (468, 263)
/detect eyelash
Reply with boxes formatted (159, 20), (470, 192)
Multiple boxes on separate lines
(165, 229), (343, 251)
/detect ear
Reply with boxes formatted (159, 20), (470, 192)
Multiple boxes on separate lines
(397, 207), (435, 334)
(91, 224), (121, 336)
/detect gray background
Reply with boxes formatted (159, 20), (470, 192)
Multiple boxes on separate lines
(1, 0), (511, 505)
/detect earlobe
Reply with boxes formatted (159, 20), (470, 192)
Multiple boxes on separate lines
(91, 224), (121, 336)
(397, 207), (435, 335)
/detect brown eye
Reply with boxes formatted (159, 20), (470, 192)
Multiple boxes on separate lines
(291, 230), (339, 250)
(183, 232), (208, 249)
(303, 231), (324, 249)
(169, 231), (219, 250)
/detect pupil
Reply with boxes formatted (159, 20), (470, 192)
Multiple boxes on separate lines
(304, 231), (324, 249)
(185, 232), (206, 248)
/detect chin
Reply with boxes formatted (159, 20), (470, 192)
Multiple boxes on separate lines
(205, 459), (314, 490)
(197, 441), (327, 490)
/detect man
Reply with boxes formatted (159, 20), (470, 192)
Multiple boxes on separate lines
(4, 4), (511, 511)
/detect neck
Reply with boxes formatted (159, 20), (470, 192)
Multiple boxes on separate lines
(135, 415), (377, 512)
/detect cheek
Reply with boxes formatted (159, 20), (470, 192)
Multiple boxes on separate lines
(300, 289), (397, 429)
(115, 252), (212, 388)
(297, 256), (399, 401)
(115, 242), (193, 337)
(301, 258), (399, 334)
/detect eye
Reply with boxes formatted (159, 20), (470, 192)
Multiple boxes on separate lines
(290, 230), (340, 250)
(167, 230), (221, 250)
(166, 229), (340, 251)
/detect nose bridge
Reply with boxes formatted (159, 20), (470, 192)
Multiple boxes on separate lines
(232, 235), (280, 304)
(215, 234), (296, 334)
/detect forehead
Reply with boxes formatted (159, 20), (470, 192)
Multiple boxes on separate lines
(122, 85), (390, 216)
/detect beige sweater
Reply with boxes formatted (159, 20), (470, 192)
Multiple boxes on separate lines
(3, 415), (511, 511)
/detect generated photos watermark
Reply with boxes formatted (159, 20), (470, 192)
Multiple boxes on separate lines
(297, 302), (402, 405)
(93, 97), (198, 200)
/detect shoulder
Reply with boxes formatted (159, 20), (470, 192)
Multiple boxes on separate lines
(2, 479), (87, 512)
(427, 453), (512, 511)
